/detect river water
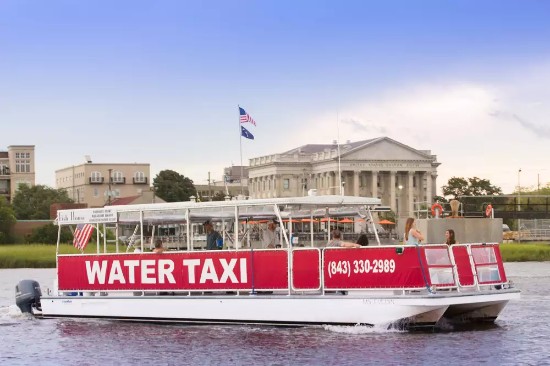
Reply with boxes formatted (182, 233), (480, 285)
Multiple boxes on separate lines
(0, 263), (548, 366)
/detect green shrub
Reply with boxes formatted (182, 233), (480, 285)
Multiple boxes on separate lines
(28, 224), (73, 244)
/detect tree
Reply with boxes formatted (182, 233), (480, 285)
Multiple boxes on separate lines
(442, 177), (502, 199)
(12, 185), (73, 220)
(211, 192), (231, 201)
(153, 170), (196, 202)
(0, 196), (16, 243)
(27, 223), (72, 244)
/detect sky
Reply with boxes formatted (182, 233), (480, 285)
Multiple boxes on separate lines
(1, 0), (550, 194)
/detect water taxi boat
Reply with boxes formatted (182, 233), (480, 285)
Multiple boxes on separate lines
(16, 195), (520, 330)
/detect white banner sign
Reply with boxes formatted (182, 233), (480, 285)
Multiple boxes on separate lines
(57, 208), (117, 224)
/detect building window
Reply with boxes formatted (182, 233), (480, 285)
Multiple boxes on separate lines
(16, 180), (30, 190)
(134, 171), (145, 183)
(15, 154), (31, 173)
(377, 175), (380, 188)
(93, 188), (99, 197)
(91, 171), (102, 183)
(112, 171), (124, 183)
(283, 179), (290, 190)
(413, 176), (416, 188)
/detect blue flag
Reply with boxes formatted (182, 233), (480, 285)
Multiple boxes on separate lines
(241, 126), (254, 140)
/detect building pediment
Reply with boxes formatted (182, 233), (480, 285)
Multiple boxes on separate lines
(341, 137), (435, 161)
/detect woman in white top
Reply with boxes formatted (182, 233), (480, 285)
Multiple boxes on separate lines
(404, 218), (424, 245)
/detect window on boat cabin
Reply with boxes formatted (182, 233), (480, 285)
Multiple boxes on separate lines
(91, 171), (102, 183)
(283, 179), (290, 190)
(112, 170), (124, 183)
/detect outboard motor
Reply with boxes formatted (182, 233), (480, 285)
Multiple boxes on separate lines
(15, 280), (42, 314)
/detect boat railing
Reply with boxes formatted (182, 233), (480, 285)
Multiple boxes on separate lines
(53, 243), (509, 297)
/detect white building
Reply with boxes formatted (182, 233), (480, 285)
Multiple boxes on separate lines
(248, 137), (440, 217)
(56, 162), (151, 208)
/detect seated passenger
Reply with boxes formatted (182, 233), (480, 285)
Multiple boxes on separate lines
(445, 229), (458, 246)
(328, 230), (360, 248)
(356, 234), (369, 246)
(153, 239), (165, 253)
(133, 239), (142, 253)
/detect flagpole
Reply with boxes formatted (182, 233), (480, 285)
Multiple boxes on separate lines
(337, 112), (343, 195)
(238, 105), (243, 196)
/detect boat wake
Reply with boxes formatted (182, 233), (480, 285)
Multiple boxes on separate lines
(323, 323), (404, 334)
(0, 305), (34, 324)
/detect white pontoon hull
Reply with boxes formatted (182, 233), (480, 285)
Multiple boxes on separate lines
(39, 290), (520, 329)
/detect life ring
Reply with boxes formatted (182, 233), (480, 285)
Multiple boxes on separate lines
(431, 203), (443, 217)
(485, 204), (493, 218)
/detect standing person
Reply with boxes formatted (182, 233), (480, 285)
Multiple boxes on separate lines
(404, 218), (424, 245)
(328, 229), (360, 248)
(203, 220), (222, 250)
(261, 220), (278, 248)
(445, 229), (458, 245)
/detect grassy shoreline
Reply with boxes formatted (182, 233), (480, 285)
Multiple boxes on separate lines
(1, 242), (550, 268)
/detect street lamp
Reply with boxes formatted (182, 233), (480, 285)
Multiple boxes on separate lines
(397, 185), (403, 217)
(518, 169), (521, 244)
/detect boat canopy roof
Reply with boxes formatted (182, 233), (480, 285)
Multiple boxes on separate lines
(57, 195), (381, 226)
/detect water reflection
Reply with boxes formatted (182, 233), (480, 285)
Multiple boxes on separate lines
(1, 264), (549, 365)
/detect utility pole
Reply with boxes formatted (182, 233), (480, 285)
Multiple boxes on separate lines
(208, 171), (212, 201)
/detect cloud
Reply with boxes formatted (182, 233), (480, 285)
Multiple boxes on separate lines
(512, 114), (550, 138)
(489, 110), (550, 138)
(340, 117), (387, 134)
(290, 67), (550, 194)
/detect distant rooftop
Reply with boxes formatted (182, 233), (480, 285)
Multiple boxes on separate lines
(282, 138), (377, 155)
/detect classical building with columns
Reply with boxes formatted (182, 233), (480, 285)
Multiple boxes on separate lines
(248, 137), (440, 218)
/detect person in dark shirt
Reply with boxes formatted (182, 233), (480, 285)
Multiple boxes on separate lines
(356, 234), (369, 246)
(203, 220), (222, 250)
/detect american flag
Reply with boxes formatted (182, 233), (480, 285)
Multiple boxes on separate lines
(73, 223), (94, 250)
(239, 107), (256, 126)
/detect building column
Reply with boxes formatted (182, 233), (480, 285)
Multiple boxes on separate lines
(390, 171), (396, 212)
(353, 171), (360, 197)
(431, 172), (437, 203)
(408, 171), (414, 216)
(371, 171), (378, 198)
(426, 171), (432, 205)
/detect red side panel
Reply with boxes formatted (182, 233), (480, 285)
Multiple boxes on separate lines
(452, 245), (475, 286)
(57, 250), (289, 291)
(292, 249), (320, 290)
(323, 247), (428, 289)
